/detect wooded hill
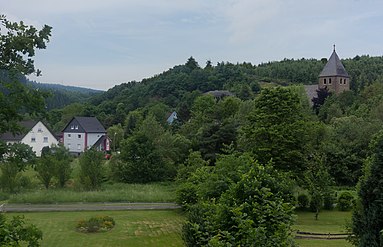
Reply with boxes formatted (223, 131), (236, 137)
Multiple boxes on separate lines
(0, 70), (102, 110)
(85, 55), (383, 127)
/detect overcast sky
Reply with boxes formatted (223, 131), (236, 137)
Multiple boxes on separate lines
(3, 0), (383, 90)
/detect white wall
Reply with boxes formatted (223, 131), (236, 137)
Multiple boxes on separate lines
(21, 121), (58, 157)
(63, 132), (85, 153)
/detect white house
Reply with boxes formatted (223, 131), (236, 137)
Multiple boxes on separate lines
(0, 120), (58, 157)
(62, 116), (109, 155)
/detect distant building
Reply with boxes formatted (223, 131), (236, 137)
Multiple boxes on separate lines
(0, 120), (58, 157)
(318, 46), (350, 94)
(62, 117), (109, 155)
(166, 111), (178, 124)
(205, 90), (234, 99)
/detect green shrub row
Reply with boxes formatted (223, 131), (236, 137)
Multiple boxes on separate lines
(296, 191), (355, 212)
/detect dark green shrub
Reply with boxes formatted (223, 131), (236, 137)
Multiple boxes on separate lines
(338, 191), (354, 211)
(76, 216), (115, 233)
(323, 191), (336, 210)
(309, 192), (323, 213)
(176, 182), (198, 209)
(78, 149), (104, 190)
(297, 194), (309, 210)
(19, 176), (32, 189)
(0, 192), (9, 201)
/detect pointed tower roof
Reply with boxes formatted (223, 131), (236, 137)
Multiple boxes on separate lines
(319, 47), (349, 78)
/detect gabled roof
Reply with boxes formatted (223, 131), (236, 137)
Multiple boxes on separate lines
(166, 111), (178, 124)
(319, 49), (349, 78)
(0, 120), (38, 141)
(64, 117), (106, 133)
(205, 90), (234, 98)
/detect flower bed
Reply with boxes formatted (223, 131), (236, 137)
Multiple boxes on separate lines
(76, 216), (115, 233)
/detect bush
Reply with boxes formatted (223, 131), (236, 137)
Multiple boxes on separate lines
(76, 216), (115, 233)
(0, 192), (9, 201)
(309, 192), (323, 213)
(176, 182), (198, 209)
(323, 191), (336, 210)
(337, 191), (354, 211)
(78, 149), (104, 190)
(297, 194), (309, 210)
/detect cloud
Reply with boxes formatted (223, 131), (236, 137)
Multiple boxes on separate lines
(222, 0), (281, 43)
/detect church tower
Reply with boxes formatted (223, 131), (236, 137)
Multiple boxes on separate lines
(318, 46), (350, 94)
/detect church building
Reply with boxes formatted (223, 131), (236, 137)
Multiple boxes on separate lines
(318, 46), (350, 94)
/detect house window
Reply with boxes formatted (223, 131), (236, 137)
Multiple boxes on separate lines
(43, 137), (48, 143)
(77, 144), (81, 150)
(71, 125), (74, 130)
(75, 125), (79, 130)
(78, 134), (81, 138)
(38, 127), (42, 133)
(68, 134), (71, 138)
(31, 137), (36, 143)
(68, 143), (71, 149)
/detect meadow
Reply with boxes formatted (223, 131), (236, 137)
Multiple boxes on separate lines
(294, 210), (352, 247)
(4, 209), (353, 247)
(6, 210), (185, 247)
(7, 182), (177, 204)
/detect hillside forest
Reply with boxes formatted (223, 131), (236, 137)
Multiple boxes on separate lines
(39, 55), (383, 245)
(3, 14), (383, 246)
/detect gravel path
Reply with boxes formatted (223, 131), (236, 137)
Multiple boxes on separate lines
(1, 202), (181, 212)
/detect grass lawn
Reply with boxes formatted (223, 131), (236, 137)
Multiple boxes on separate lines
(4, 208), (354, 247)
(294, 210), (353, 247)
(6, 210), (185, 247)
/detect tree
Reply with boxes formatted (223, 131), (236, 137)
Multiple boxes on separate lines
(52, 145), (72, 188)
(181, 153), (296, 246)
(312, 87), (331, 114)
(35, 147), (55, 189)
(323, 116), (380, 186)
(181, 95), (241, 162)
(0, 143), (35, 192)
(304, 154), (333, 220)
(35, 145), (72, 189)
(78, 149), (104, 190)
(350, 130), (383, 246)
(0, 214), (42, 246)
(0, 15), (52, 134)
(240, 86), (310, 174)
(107, 124), (124, 152)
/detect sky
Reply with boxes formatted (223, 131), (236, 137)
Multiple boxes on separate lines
(2, 0), (383, 90)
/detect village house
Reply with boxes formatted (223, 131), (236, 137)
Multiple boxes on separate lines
(0, 120), (58, 157)
(62, 116), (110, 155)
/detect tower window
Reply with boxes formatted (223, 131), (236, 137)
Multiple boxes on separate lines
(329, 78), (332, 85)
(344, 79), (347, 84)
(323, 78), (327, 85)
(340, 78), (343, 84)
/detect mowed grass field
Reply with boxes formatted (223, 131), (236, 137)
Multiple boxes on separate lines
(6, 210), (185, 247)
(6, 209), (353, 247)
(294, 210), (353, 247)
